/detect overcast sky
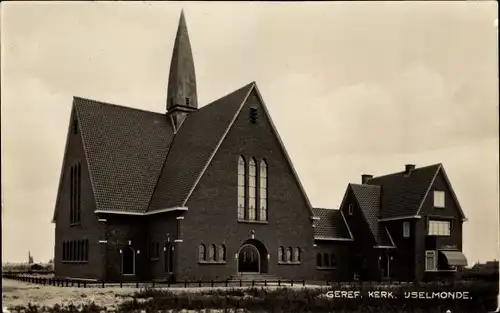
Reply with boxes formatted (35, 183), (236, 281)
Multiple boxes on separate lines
(1, 2), (498, 264)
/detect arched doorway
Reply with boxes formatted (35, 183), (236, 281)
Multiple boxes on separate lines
(237, 239), (268, 274)
(121, 246), (135, 275)
(164, 243), (174, 273)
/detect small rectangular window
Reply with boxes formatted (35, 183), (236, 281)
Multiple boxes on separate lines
(428, 220), (451, 236)
(433, 191), (445, 208)
(403, 221), (410, 238)
(348, 204), (353, 216)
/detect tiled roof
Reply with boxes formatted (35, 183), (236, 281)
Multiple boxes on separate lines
(349, 184), (393, 246)
(311, 208), (352, 240)
(148, 82), (254, 211)
(75, 97), (175, 213)
(366, 164), (441, 219)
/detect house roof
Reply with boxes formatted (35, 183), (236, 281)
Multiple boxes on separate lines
(311, 208), (352, 240)
(349, 183), (394, 247)
(366, 164), (442, 220)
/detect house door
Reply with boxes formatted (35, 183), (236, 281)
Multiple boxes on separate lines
(238, 244), (260, 273)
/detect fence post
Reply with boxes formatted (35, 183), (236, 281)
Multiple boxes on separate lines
(83, 281), (87, 288)
(225, 279), (228, 287)
(211, 280), (214, 288)
(264, 280), (267, 286)
(303, 280), (305, 286)
(291, 280), (294, 286)
(252, 280), (254, 287)
(120, 280), (123, 288)
(326, 280), (329, 286)
(239, 279), (242, 287)
(136, 281), (139, 288)
(198, 280), (202, 287)
(278, 280), (281, 287)
(167, 281), (170, 288)
(184, 280), (187, 288)
(152, 281), (155, 288)
(77, 281), (81, 288)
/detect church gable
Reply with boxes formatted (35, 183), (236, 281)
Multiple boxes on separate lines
(184, 83), (314, 219)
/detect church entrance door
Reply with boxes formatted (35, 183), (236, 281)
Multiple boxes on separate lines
(238, 244), (260, 273)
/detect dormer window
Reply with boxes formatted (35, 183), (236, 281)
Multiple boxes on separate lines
(403, 221), (410, 238)
(250, 107), (258, 124)
(348, 204), (353, 216)
(433, 191), (445, 208)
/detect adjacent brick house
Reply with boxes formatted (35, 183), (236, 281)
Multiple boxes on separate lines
(339, 164), (468, 282)
(52, 11), (467, 283)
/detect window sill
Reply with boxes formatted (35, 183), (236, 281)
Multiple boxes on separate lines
(62, 261), (88, 264)
(425, 269), (457, 273)
(198, 261), (227, 265)
(238, 219), (268, 224)
(278, 261), (300, 265)
(317, 266), (337, 270)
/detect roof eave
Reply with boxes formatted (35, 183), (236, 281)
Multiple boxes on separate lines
(378, 215), (421, 222)
(94, 206), (188, 216)
(314, 237), (354, 242)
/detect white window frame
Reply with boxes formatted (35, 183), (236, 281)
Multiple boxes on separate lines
(433, 190), (445, 208)
(403, 221), (410, 238)
(425, 250), (437, 271)
(428, 220), (451, 236)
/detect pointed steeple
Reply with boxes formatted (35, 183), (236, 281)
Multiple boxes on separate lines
(166, 10), (198, 114)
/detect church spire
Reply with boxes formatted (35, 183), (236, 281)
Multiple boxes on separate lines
(166, 10), (198, 114)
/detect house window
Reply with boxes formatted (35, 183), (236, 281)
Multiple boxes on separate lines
(237, 157), (246, 220)
(316, 253), (322, 267)
(150, 242), (160, 259)
(403, 222), (410, 238)
(294, 247), (301, 262)
(198, 244), (206, 261)
(208, 244), (216, 261)
(259, 160), (268, 221)
(348, 204), (353, 216)
(219, 244), (226, 261)
(425, 250), (437, 271)
(278, 246), (284, 262)
(248, 158), (257, 221)
(286, 247), (292, 262)
(428, 220), (451, 236)
(433, 191), (445, 208)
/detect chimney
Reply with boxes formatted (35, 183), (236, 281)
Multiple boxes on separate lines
(361, 174), (373, 184)
(405, 164), (415, 175)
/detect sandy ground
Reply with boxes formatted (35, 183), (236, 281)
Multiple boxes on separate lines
(2, 278), (323, 311)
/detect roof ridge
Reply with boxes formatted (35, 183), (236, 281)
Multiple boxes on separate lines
(369, 163), (442, 180)
(73, 96), (165, 116)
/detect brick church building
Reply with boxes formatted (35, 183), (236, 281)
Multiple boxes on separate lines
(52, 11), (467, 283)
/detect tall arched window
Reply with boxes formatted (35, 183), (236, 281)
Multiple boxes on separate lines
(286, 247), (292, 262)
(259, 160), (268, 221)
(198, 244), (206, 261)
(294, 247), (301, 262)
(209, 244), (216, 261)
(238, 157), (246, 220)
(248, 158), (257, 220)
(278, 246), (284, 262)
(219, 244), (226, 261)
